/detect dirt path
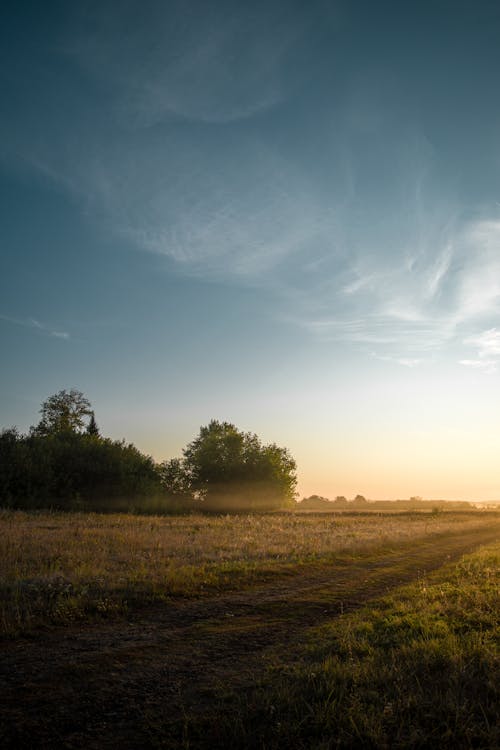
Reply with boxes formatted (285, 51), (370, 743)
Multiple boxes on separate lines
(1, 524), (499, 749)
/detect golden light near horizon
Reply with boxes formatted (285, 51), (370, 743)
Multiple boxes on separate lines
(133, 356), (500, 503)
(239, 360), (500, 503)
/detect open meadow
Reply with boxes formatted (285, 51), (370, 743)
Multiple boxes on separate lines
(0, 508), (497, 636)
(1, 509), (499, 748)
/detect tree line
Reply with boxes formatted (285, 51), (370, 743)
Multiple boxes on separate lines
(298, 494), (474, 512)
(0, 390), (297, 513)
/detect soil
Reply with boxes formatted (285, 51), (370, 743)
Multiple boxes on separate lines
(1, 524), (499, 749)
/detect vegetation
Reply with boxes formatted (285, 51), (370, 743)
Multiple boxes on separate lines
(0, 391), (296, 513)
(1, 511), (498, 748)
(0, 389), (485, 515)
(0, 509), (496, 637)
(0, 426), (162, 511)
(162, 419), (297, 511)
(33, 388), (94, 436)
(299, 494), (476, 512)
(3, 392), (498, 748)
(208, 540), (500, 749)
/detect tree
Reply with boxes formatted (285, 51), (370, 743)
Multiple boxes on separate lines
(2, 393), (166, 512)
(159, 458), (192, 500)
(334, 495), (348, 505)
(299, 495), (332, 510)
(86, 412), (100, 437)
(353, 494), (368, 505)
(34, 389), (93, 435)
(180, 420), (297, 510)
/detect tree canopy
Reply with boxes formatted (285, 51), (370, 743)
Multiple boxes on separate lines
(1, 390), (163, 512)
(163, 420), (297, 511)
(1, 394), (298, 514)
(35, 389), (93, 436)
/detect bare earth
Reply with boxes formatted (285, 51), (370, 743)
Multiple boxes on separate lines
(1, 522), (499, 749)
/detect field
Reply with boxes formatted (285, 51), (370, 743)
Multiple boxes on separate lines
(1, 509), (499, 748)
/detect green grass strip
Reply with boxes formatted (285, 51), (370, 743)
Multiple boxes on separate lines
(191, 542), (499, 749)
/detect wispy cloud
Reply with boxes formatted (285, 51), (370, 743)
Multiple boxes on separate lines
(298, 314), (454, 354)
(118, 146), (329, 279)
(2, 2), (499, 374)
(0, 315), (70, 340)
(370, 352), (422, 368)
(459, 359), (497, 374)
(456, 221), (500, 320)
(69, 1), (310, 127)
(288, 193), (500, 368)
(464, 328), (500, 358)
(426, 242), (453, 299)
(341, 273), (379, 296)
(460, 328), (500, 373)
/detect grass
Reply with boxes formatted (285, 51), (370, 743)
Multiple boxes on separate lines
(183, 541), (500, 749)
(1, 509), (499, 748)
(0, 508), (496, 636)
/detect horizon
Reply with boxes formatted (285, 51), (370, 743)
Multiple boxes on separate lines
(1, 1), (500, 503)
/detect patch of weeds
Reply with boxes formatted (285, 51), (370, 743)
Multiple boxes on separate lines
(0, 577), (128, 636)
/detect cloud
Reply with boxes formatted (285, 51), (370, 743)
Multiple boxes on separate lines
(460, 328), (500, 373)
(6, 106), (498, 372)
(397, 358), (422, 368)
(0, 315), (70, 340)
(456, 221), (500, 319)
(299, 315), (453, 355)
(119, 151), (325, 276)
(341, 273), (379, 296)
(69, 1), (310, 127)
(464, 328), (500, 358)
(426, 242), (453, 299)
(459, 359), (497, 374)
(290, 201), (500, 367)
(370, 352), (422, 367)
(83, 133), (338, 285)
(2, 3), (499, 373)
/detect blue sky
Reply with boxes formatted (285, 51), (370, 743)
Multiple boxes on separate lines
(1, 1), (500, 500)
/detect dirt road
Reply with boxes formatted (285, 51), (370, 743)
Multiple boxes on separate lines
(1, 523), (499, 749)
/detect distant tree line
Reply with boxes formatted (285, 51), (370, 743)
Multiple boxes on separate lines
(298, 494), (474, 512)
(0, 390), (297, 513)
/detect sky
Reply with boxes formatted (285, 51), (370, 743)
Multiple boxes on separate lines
(1, 0), (500, 501)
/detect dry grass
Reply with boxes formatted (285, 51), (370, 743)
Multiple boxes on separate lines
(0, 508), (496, 636)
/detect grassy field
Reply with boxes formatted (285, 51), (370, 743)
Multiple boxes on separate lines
(203, 540), (500, 749)
(1, 509), (498, 748)
(0, 508), (497, 637)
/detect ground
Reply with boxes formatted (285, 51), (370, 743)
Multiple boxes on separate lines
(1, 518), (498, 749)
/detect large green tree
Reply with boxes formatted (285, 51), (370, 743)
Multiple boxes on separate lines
(176, 420), (297, 510)
(34, 389), (93, 436)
